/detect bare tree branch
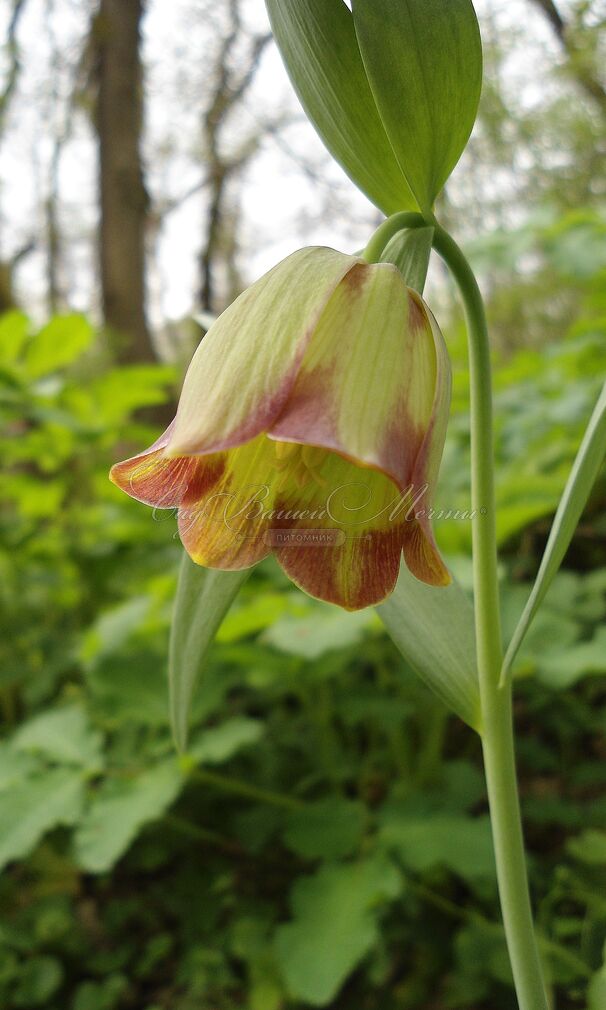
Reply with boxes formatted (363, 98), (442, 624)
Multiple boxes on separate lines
(529, 0), (606, 113)
(199, 0), (272, 311)
(0, 0), (29, 131)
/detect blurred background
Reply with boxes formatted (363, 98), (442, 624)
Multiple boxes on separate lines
(1, 0), (605, 1007)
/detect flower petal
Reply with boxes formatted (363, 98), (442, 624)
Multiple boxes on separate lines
(409, 304), (452, 503)
(109, 423), (219, 508)
(167, 247), (358, 457)
(271, 449), (407, 609)
(270, 262), (444, 493)
(177, 435), (280, 570)
(402, 520), (451, 588)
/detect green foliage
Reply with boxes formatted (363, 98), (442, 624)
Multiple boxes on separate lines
(1, 209), (606, 1010)
(74, 760), (182, 874)
(170, 556), (249, 749)
(351, 0), (482, 213)
(265, 0), (416, 214)
(377, 565), (480, 730)
(502, 379), (606, 681)
(274, 856), (401, 1005)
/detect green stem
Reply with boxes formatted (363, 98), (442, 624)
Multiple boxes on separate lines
(405, 873), (591, 981)
(431, 223), (549, 1010)
(361, 211), (427, 262)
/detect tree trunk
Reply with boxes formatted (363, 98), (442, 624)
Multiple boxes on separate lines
(94, 0), (153, 362)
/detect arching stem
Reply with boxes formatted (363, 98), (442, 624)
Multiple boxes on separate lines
(364, 213), (550, 1010)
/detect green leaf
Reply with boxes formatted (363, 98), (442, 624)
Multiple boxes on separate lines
(264, 606), (376, 660)
(0, 742), (39, 790)
(216, 592), (294, 643)
(379, 810), (495, 880)
(81, 596), (153, 667)
(377, 564), (480, 731)
(274, 856), (401, 1005)
(25, 314), (93, 378)
(12, 956), (63, 1007)
(266, 0), (417, 214)
(502, 381), (606, 683)
(188, 717), (264, 765)
(72, 977), (128, 1010)
(85, 652), (172, 727)
(380, 226), (434, 293)
(74, 760), (182, 873)
(282, 799), (366, 860)
(90, 364), (175, 424)
(589, 966), (606, 1010)
(535, 627), (606, 690)
(0, 310), (29, 365)
(0, 769), (85, 870)
(567, 829), (606, 865)
(352, 0), (482, 212)
(13, 704), (104, 772)
(169, 553), (249, 751)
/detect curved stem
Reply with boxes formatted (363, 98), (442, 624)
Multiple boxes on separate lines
(431, 223), (549, 1010)
(361, 211), (427, 262)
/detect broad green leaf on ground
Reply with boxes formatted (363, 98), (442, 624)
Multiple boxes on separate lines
(216, 592), (297, 643)
(12, 956), (63, 1007)
(502, 381), (606, 683)
(0, 742), (39, 790)
(90, 364), (176, 424)
(187, 717), (264, 765)
(0, 769), (85, 870)
(85, 652), (171, 727)
(0, 310), (29, 365)
(266, 0), (416, 214)
(25, 314), (93, 378)
(80, 596), (153, 667)
(567, 829), (606, 865)
(379, 807), (495, 880)
(352, 0), (482, 213)
(169, 553), (249, 751)
(535, 627), (606, 689)
(13, 704), (104, 772)
(74, 760), (182, 873)
(377, 564), (480, 731)
(72, 977), (129, 1010)
(282, 799), (366, 860)
(448, 923), (512, 1001)
(263, 606), (376, 660)
(274, 856), (401, 1006)
(589, 962), (606, 1010)
(380, 227), (434, 293)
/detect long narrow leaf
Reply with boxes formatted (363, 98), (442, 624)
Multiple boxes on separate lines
(266, 0), (416, 214)
(377, 566), (481, 732)
(169, 554), (249, 751)
(352, 0), (482, 213)
(501, 381), (606, 685)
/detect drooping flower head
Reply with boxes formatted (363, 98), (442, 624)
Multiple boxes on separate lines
(110, 247), (452, 610)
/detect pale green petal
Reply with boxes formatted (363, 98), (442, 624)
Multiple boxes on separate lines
(168, 247), (357, 456)
(271, 262), (443, 491)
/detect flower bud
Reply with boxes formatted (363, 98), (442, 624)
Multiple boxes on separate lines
(111, 247), (451, 610)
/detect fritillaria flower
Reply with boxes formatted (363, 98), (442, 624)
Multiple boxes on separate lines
(110, 247), (451, 610)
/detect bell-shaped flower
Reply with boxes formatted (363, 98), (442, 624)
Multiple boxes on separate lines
(110, 247), (452, 610)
